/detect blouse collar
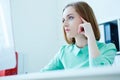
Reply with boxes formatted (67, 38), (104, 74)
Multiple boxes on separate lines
(73, 44), (88, 56)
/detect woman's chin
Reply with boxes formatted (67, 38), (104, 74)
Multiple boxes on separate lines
(67, 35), (74, 38)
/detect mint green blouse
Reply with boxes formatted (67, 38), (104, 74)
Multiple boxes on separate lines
(41, 42), (117, 72)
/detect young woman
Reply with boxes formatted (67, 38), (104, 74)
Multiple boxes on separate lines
(41, 1), (116, 72)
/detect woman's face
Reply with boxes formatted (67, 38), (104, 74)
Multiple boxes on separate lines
(62, 6), (83, 38)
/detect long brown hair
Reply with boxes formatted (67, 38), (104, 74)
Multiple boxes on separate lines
(63, 1), (100, 44)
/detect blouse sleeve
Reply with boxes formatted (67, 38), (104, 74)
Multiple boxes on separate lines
(40, 46), (65, 72)
(92, 43), (117, 67)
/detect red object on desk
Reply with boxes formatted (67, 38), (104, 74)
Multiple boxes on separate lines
(0, 52), (18, 76)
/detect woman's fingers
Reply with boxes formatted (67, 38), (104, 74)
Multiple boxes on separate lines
(78, 17), (87, 34)
(81, 17), (87, 23)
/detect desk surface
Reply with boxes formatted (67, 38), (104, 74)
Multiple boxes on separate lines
(0, 66), (120, 80)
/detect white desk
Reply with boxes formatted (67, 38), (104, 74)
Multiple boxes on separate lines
(0, 66), (120, 80)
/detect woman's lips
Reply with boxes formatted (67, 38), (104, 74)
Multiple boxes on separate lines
(65, 29), (70, 32)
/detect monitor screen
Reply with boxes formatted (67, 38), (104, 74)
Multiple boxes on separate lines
(0, 0), (16, 70)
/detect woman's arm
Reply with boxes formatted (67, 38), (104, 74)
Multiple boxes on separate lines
(79, 18), (100, 66)
(40, 46), (65, 72)
(79, 17), (116, 67)
(87, 32), (100, 67)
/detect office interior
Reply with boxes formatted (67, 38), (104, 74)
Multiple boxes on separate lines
(0, 0), (120, 79)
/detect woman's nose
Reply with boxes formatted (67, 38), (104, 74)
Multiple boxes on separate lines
(63, 20), (69, 27)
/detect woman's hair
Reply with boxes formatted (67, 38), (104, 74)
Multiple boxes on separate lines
(63, 1), (100, 44)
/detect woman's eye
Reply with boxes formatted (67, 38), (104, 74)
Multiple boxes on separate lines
(68, 16), (74, 20)
(62, 19), (65, 23)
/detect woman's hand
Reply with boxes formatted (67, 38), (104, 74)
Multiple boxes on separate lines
(78, 17), (95, 39)
(78, 17), (100, 60)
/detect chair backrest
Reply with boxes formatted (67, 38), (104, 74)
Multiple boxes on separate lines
(0, 52), (18, 76)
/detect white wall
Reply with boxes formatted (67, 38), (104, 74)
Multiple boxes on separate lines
(11, 0), (60, 73)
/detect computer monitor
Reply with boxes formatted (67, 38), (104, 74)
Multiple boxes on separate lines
(0, 0), (16, 70)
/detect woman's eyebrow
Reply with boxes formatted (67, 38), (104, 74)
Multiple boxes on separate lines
(66, 13), (74, 17)
(62, 13), (74, 20)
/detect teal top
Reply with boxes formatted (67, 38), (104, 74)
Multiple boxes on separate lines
(41, 42), (117, 72)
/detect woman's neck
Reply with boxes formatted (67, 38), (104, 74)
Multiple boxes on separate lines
(75, 35), (87, 48)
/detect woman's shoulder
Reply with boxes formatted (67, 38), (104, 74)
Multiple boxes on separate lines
(59, 44), (74, 51)
(97, 41), (117, 50)
(57, 44), (74, 58)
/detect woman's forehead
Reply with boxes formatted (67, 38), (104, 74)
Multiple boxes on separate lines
(62, 6), (77, 18)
